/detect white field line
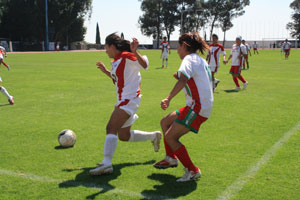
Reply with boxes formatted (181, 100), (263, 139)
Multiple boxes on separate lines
(0, 169), (175, 200)
(217, 122), (300, 200)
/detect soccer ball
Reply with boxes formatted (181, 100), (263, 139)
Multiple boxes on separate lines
(58, 129), (76, 147)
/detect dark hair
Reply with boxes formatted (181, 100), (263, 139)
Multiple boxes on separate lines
(179, 32), (209, 54)
(212, 34), (218, 39)
(105, 32), (131, 52)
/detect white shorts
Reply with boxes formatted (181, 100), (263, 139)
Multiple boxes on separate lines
(116, 96), (141, 128)
(161, 52), (168, 59)
(0, 54), (3, 60)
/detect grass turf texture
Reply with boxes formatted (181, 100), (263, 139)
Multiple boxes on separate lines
(0, 49), (299, 200)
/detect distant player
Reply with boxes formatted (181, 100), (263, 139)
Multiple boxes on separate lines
(154, 32), (213, 182)
(0, 45), (13, 105)
(282, 39), (291, 60)
(253, 41), (259, 54)
(89, 33), (161, 176)
(206, 34), (226, 91)
(160, 37), (170, 68)
(224, 36), (248, 90)
(241, 40), (250, 69)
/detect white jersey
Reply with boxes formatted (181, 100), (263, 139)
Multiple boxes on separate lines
(177, 53), (213, 118)
(160, 41), (169, 54)
(230, 44), (247, 66)
(207, 43), (226, 68)
(282, 42), (291, 50)
(110, 51), (148, 102)
(245, 44), (251, 52)
(0, 46), (6, 54)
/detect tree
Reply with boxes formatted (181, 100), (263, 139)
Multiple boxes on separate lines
(286, 0), (300, 39)
(139, 0), (163, 48)
(206, 0), (249, 41)
(96, 23), (101, 44)
(0, 0), (92, 47)
(161, 0), (181, 41)
(218, 0), (249, 45)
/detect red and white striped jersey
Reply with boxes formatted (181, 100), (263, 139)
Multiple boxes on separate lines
(230, 44), (247, 66)
(160, 41), (169, 54)
(177, 53), (213, 118)
(282, 42), (291, 50)
(110, 51), (148, 101)
(0, 46), (5, 55)
(207, 43), (226, 68)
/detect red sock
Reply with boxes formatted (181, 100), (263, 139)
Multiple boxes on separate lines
(233, 77), (240, 87)
(174, 145), (198, 172)
(164, 139), (176, 159)
(238, 75), (246, 83)
(2, 61), (8, 68)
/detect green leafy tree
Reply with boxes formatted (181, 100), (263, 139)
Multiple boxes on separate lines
(96, 22), (101, 44)
(286, 0), (300, 39)
(0, 0), (92, 47)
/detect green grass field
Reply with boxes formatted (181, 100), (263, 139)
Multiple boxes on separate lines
(0, 49), (299, 200)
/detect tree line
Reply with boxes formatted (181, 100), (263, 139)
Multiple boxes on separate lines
(0, 0), (92, 47)
(138, 0), (250, 47)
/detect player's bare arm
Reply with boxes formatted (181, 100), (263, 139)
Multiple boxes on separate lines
(131, 38), (147, 69)
(161, 75), (188, 110)
(96, 61), (112, 78)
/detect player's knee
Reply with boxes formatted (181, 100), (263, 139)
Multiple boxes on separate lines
(118, 134), (130, 141)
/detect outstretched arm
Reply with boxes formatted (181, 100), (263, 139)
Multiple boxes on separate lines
(131, 38), (148, 69)
(161, 75), (188, 110)
(96, 61), (112, 79)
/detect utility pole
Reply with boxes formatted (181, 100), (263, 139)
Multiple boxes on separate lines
(45, 0), (49, 51)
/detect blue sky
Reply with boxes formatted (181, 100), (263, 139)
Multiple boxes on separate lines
(84, 0), (294, 44)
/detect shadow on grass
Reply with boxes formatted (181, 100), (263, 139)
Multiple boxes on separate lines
(224, 89), (240, 93)
(0, 103), (10, 107)
(59, 160), (155, 200)
(54, 145), (74, 150)
(141, 173), (198, 199)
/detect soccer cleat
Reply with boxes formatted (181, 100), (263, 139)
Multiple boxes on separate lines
(235, 87), (241, 91)
(247, 66), (250, 69)
(243, 82), (248, 89)
(0, 76), (2, 82)
(153, 156), (178, 169)
(7, 66), (10, 71)
(152, 131), (162, 152)
(8, 96), (14, 105)
(89, 163), (113, 175)
(214, 79), (220, 89)
(176, 168), (201, 182)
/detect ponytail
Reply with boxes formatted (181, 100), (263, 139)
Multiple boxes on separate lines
(105, 33), (131, 52)
(179, 32), (209, 55)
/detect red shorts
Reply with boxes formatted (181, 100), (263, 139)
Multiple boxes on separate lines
(230, 66), (242, 75)
(254, 48), (257, 50)
(284, 49), (290, 54)
(176, 106), (207, 133)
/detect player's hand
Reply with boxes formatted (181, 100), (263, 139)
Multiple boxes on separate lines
(161, 98), (170, 110)
(130, 38), (139, 53)
(96, 61), (107, 73)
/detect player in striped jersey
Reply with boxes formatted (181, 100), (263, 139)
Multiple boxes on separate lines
(89, 33), (161, 176)
(160, 37), (170, 68)
(154, 32), (213, 182)
(253, 41), (259, 54)
(206, 34), (226, 91)
(282, 39), (291, 60)
(0, 45), (13, 105)
(241, 40), (250, 69)
(225, 36), (248, 90)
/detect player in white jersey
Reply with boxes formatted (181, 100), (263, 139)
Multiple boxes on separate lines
(253, 41), (259, 54)
(206, 34), (226, 91)
(224, 36), (248, 90)
(160, 37), (170, 68)
(89, 33), (161, 176)
(154, 32), (213, 182)
(241, 40), (250, 69)
(0, 45), (13, 105)
(282, 39), (291, 60)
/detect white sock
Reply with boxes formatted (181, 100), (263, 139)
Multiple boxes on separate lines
(129, 130), (157, 142)
(1, 87), (11, 100)
(101, 134), (118, 166)
(166, 61), (168, 66)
